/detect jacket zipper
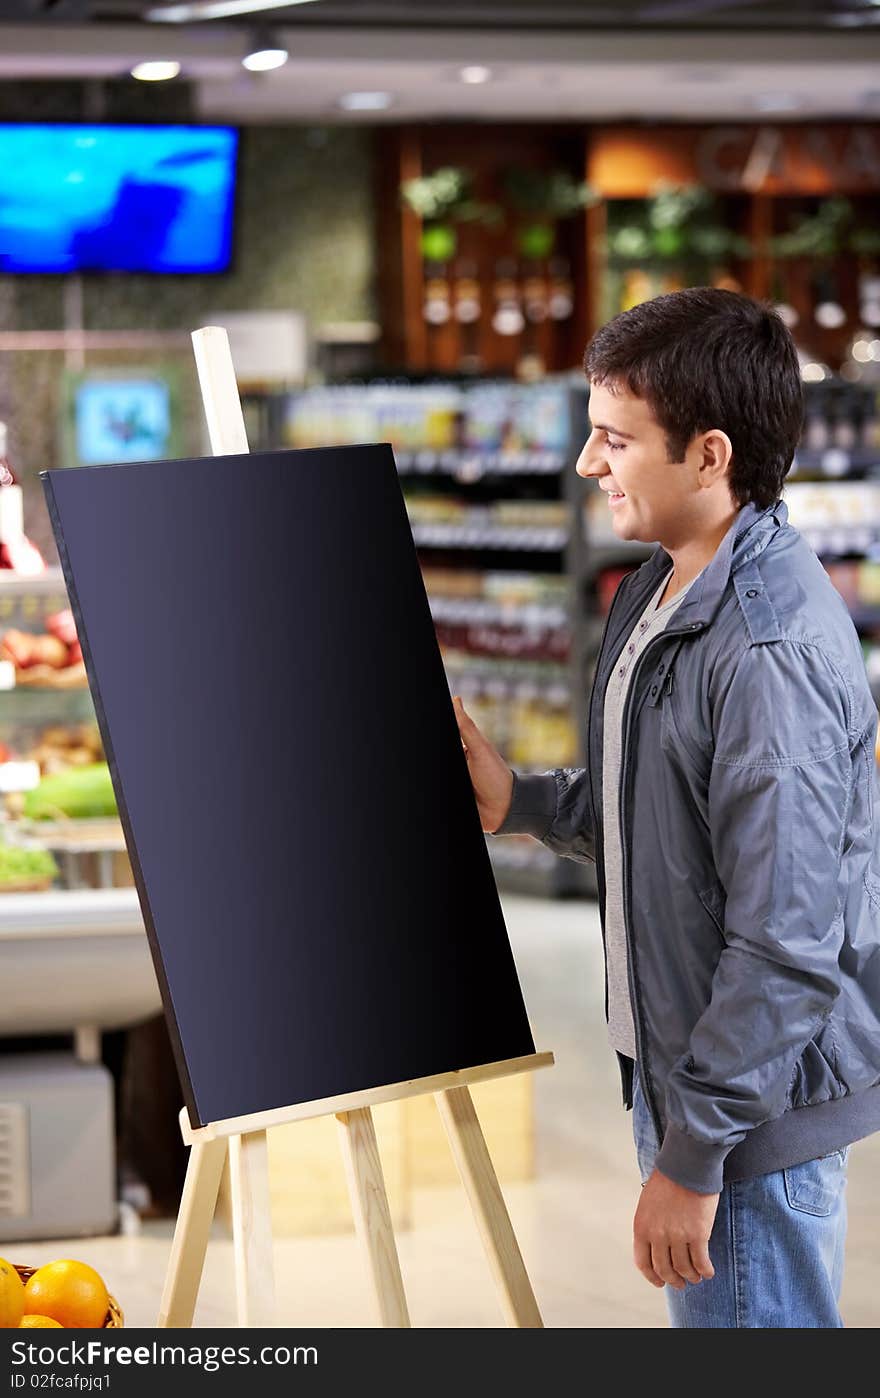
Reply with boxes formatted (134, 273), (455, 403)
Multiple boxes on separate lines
(617, 619), (702, 1146)
(585, 581), (628, 1021)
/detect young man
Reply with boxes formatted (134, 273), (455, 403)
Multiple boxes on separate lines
(452, 287), (880, 1329)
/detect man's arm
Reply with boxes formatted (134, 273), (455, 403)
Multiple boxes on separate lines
(494, 766), (596, 864)
(654, 638), (857, 1195)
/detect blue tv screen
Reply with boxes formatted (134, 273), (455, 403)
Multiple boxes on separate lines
(0, 123), (238, 274)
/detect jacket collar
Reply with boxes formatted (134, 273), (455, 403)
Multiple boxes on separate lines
(643, 497), (788, 630)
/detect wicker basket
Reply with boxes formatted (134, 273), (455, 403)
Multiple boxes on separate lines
(13, 1265), (124, 1328)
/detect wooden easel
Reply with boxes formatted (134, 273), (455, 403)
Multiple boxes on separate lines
(157, 328), (554, 1329)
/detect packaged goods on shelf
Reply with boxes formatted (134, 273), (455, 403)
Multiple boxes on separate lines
(508, 683), (577, 768)
(481, 573), (569, 608)
(490, 501), (569, 529)
(795, 380), (880, 469)
(595, 565), (637, 615)
(456, 675), (509, 754)
(452, 672), (577, 771)
(404, 495), (469, 524)
(462, 385), (511, 453)
(282, 380), (577, 460)
(420, 567), (485, 598)
(783, 481), (880, 533)
(407, 498), (568, 531)
(463, 383), (571, 455)
(858, 562), (880, 606)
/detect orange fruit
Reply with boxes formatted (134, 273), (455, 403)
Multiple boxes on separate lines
(0, 1257), (25, 1328)
(24, 1260), (109, 1329)
(20, 1315), (62, 1328)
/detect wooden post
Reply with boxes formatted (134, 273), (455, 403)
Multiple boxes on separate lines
(336, 1107), (411, 1327)
(435, 1084), (543, 1328)
(158, 1136), (227, 1327)
(228, 1130), (277, 1327)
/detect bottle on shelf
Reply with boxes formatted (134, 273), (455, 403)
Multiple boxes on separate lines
(0, 422), (46, 576)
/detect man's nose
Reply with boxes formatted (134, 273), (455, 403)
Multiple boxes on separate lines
(576, 431), (609, 478)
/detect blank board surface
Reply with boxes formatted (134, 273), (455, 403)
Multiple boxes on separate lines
(42, 446), (535, 1128)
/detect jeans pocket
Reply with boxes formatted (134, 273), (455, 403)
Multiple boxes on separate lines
(783, 1146), (850, 1217)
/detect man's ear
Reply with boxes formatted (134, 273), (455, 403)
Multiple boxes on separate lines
(697, 429), (733, 489)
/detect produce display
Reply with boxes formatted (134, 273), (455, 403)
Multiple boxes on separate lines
(0, 842), (58, 890)
(23, 762), (117, 822)
(27, 722), (104, 777)
(0, 609), (85, 687)
(0, 1257), (116, 1329)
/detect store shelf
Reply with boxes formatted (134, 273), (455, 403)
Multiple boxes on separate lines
(0, 568), (68, 598)
(0, 887), (160, 1037)
(0, 688), (96, 723)
(11, 664), (88, 691)
(790, 448), (880, 481)
(412, 523), (568, 551)
(428, 596), (569, 630)
(396, 448), (566, 477)
(805, 527), (880, 558)
(443, 656), (571, 687)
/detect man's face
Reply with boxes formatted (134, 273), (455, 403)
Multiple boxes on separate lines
(576, 380), (698, 549)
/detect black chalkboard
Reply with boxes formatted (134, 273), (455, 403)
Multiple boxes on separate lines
(42, 446), (535, 1129)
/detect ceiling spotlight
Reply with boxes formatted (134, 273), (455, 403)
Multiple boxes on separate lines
(148, 0), (319, 21)
(131, 61), (181, 82)
(338, 91), (393, 111)
(459, 66), (492, 84)
(242, 33), (288, 71)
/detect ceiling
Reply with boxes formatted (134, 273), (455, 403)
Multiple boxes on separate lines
(5, 0), (880, 29)
(2, 3), (880, 122)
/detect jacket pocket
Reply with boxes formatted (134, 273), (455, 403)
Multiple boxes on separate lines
(783, 1147), (850, 1216)
(697, 881), (727, 937)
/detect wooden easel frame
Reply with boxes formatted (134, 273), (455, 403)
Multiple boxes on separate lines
(157, 328), (554, 1328)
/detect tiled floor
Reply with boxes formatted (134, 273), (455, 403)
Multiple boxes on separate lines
(6, 893), (879, 1328)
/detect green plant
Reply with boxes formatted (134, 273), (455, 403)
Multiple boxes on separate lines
(0, 842), (58, 885)
(608, 183), (750, 265)
(770, 197), (880, 259)
(399, 167), (502, 227)
(501, 167), (597, 219)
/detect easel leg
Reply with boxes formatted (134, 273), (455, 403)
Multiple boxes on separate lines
(336, 1107), (411, 1327)
(229, 1130), (277, 1327)
(434, 1085), (543, 1328)
(157, 1136), (227, 1327)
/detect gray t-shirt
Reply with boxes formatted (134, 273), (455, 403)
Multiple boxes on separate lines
(603, 566), (701, 1060)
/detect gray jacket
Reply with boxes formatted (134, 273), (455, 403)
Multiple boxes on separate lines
(497, 498), (880, 1194)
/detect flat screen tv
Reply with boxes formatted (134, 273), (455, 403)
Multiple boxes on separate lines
(0, 124), (238, 274)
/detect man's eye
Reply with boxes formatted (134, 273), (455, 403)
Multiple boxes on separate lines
(607, 440), (625, 451)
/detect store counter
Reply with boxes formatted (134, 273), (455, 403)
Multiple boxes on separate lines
(0, 888), (161, 1040)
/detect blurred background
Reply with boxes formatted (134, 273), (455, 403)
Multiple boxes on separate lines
(0, 0), (879, 1328)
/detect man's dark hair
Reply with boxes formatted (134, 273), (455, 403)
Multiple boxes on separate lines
(582, 287), (804, 510)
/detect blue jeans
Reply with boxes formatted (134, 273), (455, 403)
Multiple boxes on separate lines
(631, 1061), (849, 1328)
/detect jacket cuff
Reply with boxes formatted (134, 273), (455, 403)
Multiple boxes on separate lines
(654, 1124), (729, 1195)
(492, 771), (557, 839)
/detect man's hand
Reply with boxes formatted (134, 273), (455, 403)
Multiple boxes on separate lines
(452, 695), (514, 834)
(633, 1168), (719, 1290)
